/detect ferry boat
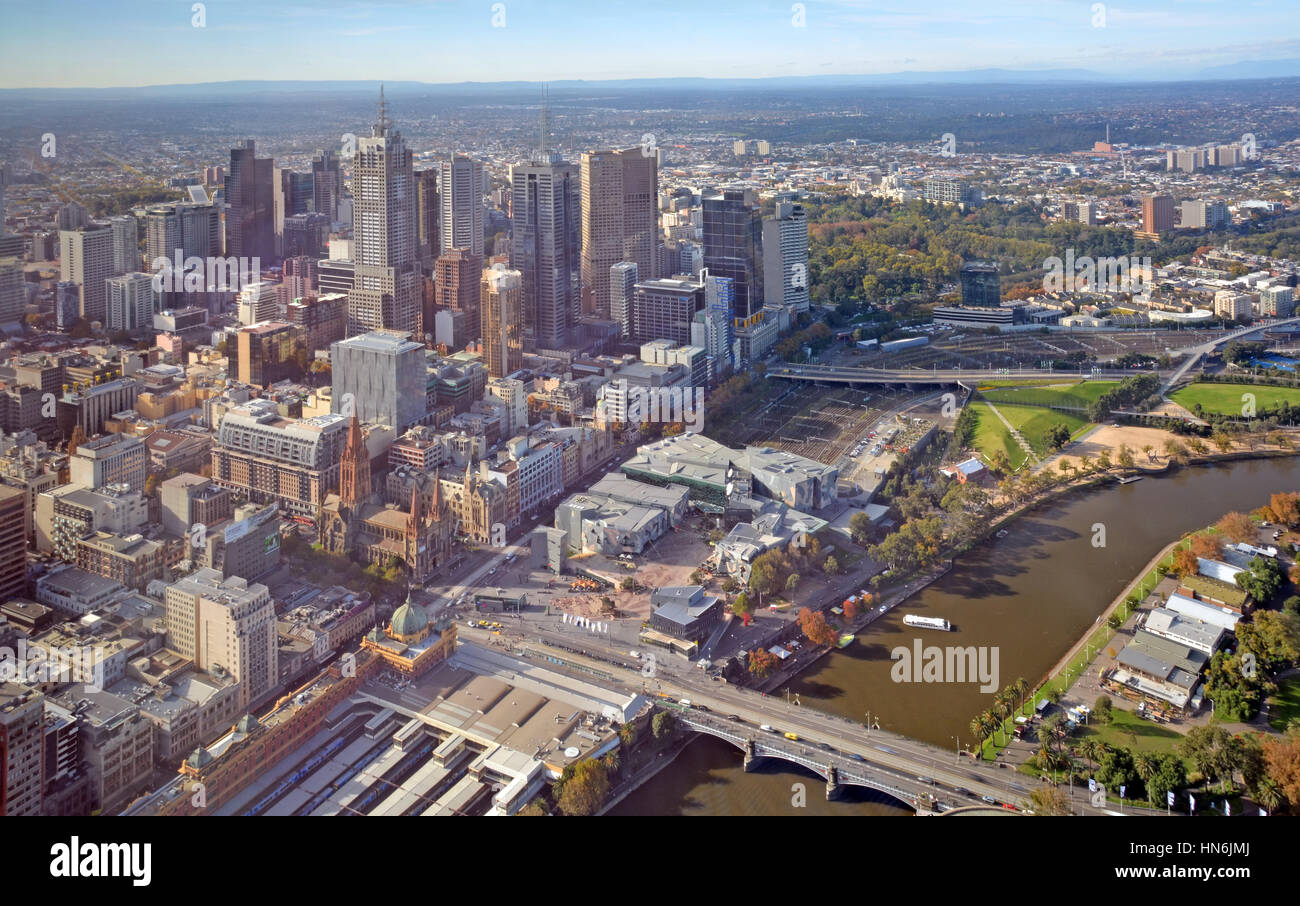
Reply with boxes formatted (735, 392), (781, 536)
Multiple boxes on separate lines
(837, 632), (856, 649)
(903, 614), (952, 632)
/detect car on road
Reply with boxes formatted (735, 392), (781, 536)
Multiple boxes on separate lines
(726, 714), (743, 722)
(629, 651), (641, 659)
(694, 704), (711, 713)
(848, 753), (865, 762)
(981, 795), (997, 804)
(954, 787), (973, 797)
(817, 742), (834, 752)
(784, 732), (800, 741)
(679, 699), (692, 708)
(760, 724), (775, 733)
(916, 776), (932, 784)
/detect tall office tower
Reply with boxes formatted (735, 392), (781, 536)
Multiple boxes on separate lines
(510, 151), (580, 349)
(283, 212), (330, 259)
(311, 148), (342, 222)
(415, 168), (440, 270)
(762, 200), (809, 312)
(224, 139), (274, 262)
(696, 275), (737, 374)
(55, 281), (79, 330)
(702, 188), (764, 321)
(273, 168), (314, 257)
(143, 202), (221, 266)
(0, 484), (24, 601)
(316, 258), (354, 297)
(481, 264), (523, 378)
(105, 273), (156, 333)
(163, 568), (277, 709)
(434, 247), (482, 335)
(60, 222), (114, 323)
(56, 201), (89, 231)
(630, 276), (704, 346)
(330, 330), (427, 432)
(610, 261), (638, 338)
(237, 280), (279, 325)
(1140, 194), (1175, 238)
(107, 214), (139, 274)
(0, 258), (23, 326)
(0, 683), (45, 817)
(348, 88), (421, 336)
(959, 261), (1001, 307)
(581, 147), (658, 319)
(439, 154), (485, 257)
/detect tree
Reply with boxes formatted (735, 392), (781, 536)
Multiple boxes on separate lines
(1045, 422), (1071, 450)
(1163, 438), (1189, 464)
(1117, 444), (1135, 469)
(797, 607), (839, 647)
(1216, 511), (1257, 545)
(822, 555), (841, 576)
(849, 511), (874, 545)
(747, 647), (779, 679)
(731, 592), (752, 620)
(556, 757), (611, 816)
(1212, 432), (1235, 453)
(785, 573), (801, 593)
(1028, 786), (1071, 815)
(652, 710), (676, 740)
(1262, 730), (1300, 813)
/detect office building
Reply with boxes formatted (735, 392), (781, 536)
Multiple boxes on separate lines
(225, 139), (274, 262)
(440, 154), (484, 257)
(481, 264), (523, 378)
(60, 223), (114, 323)
(348, 89), (420, 336)
(510, 152), (580, 348)
(164, 569), (278, 709)
(237, 280), (278, 325)
(105, 272), (156, 333)
(316, 258), (354, 297)
(762, 200), (810, 312)
(287, 292), (346, 353)
(922, 179), (980, 206)
(311, 149), (342, 222)
(143, 202), (221, 272)
(69, 433), (147, 495)
(581, 147), (658, 319)
(160, 473), (232, 538)
(702, 188), (764, 321)
(610, 261), (639, 338)
(0, 486), (25, 601)
(434, 247), (482, 336)
(631, 276), (705, 346)
(56, 377), (140, 439)
(0, 684), (44, 816)
(960, 261), (1001, 307)
(282, 212), (329, 259)
(1139, 194), (1175, 239)
(237, 321), (300, 387)
(273, 167), (313, 257)
(0, 257), (23, 326)
(55, 281), (79, 330)
(330, 330), (427, 432)
(415, 168), (439, 270)
(691, 275), (736, 378)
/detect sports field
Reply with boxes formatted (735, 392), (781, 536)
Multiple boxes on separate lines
(1170, 382), (1300, 416)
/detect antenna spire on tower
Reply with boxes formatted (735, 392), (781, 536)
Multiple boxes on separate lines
(374, 83), (391, 137)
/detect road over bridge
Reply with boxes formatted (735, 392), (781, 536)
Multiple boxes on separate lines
(767, 363), (1148, 386)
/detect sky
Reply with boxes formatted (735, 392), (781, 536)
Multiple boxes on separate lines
(1, 0), (1298, 88)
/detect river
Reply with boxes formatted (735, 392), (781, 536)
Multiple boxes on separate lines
(611, 456), (1300, 816)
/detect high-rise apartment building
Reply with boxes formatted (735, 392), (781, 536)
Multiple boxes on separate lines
(510, 152), (580, 349)
(0, 684), (44, 816)
(348, 89), (420, 336)
(0, 485), (26, 601)
(0, 257), (23, 326)
(224, 139), (274, 262)
(144, 202), (221, 266)
(164, 569), (277, 709)
(440, 155), (485, 257)
(60, 223), (114, 323)
(581, 147), (658, 319)
(108, 214), (139, 274)
(330, 330), (427, 432)
(762, 200), (809, 313)
(702, 188), (764, 321)
(1139, 194), (1175, 239)
(481, 264), (523, 378)
(105, 272), (156, 333)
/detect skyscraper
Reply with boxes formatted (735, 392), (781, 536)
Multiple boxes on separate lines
(481, 264), (523, 378)
(0, 257), (24, 327)
(702, 188), (764, 321)
(610, 261), (638, 338)
(434, 247), (482, 336)
(311, 148), (342, 223)
(440, 154), (485, 257)
(415, 168), (440, 271)
(106, 272), (156, 333)
(108, 214), (139, 274)
(960, 261), (1001, 307)
(144, 201), (220, 266)
(273, 167), (314, 257)
(224, 139), (274, 262)
(347, 87), (420, 336)
(330, 330), (427, 433)
(510, 149), (580, 349)
(762, 200), (809, 313)
(1139, 194), (1175, 239)
(581, 147), (658, 319)
(60, 222), (114, 323)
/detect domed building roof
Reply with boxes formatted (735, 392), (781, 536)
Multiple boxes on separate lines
(186, 746), (214, 769)
(235, 713), (258, 734)
(390, 593), (428, 639)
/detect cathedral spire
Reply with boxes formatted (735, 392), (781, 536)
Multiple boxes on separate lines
(340, 413), (370, 507)
(431, 473), (443, 522)
(407, 480), (421, 538)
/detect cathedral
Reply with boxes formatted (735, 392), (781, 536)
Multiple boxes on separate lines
(319, 414), (457, 582)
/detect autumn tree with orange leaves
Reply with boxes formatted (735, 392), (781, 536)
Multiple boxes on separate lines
(797, 607), (839, 648)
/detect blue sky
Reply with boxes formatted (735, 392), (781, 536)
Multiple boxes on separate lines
(2, 0), (1297, 88)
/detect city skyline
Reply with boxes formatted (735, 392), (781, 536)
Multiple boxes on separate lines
(2, 0), (1299, 89)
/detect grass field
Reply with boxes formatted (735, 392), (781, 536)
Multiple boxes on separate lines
(1074, 707), (1186, 757)
(1170, 382), (1300, 416)
(997, 404), (1092, 457)
(1269, 675), (1300, 732)
(981, 380), (1119, 411)
(968, 401), (1028, 469)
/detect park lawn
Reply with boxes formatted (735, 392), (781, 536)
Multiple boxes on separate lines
(968, 401), (1027, 469)
(1074, 707), (1186, 757)
(997, 404), (1092, 457)
(981, 380), (1119, 410)
(1170, 381), (1300, 416)
(1268, 674), (1300, 732)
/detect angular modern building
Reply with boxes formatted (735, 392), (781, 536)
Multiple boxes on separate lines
(330, 329), (427, 432)
(609, 261), (638, 338)
(481, 264), (523, 379)
(581, 147), (658, 319)
(959, 261), (1001, 307)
